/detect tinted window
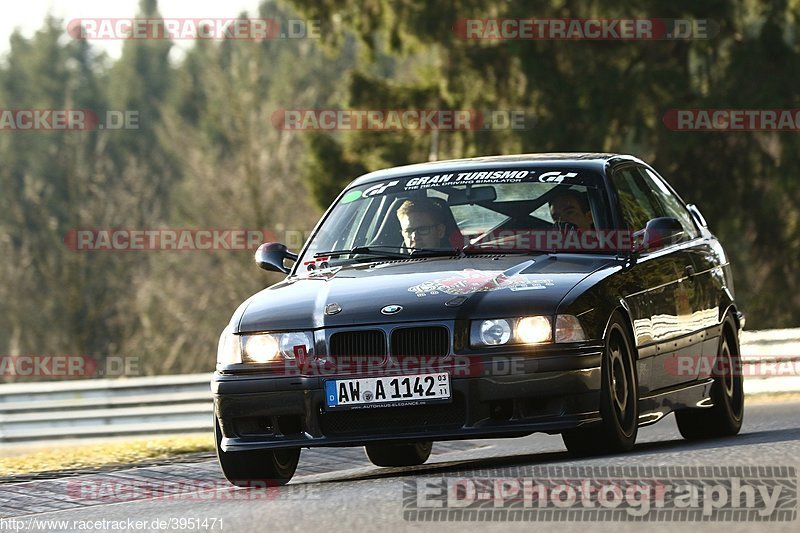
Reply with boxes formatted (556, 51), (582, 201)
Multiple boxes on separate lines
(639, 168), (699, 239)
(298, 168), (611, 268)
(611, 167), (664, 231)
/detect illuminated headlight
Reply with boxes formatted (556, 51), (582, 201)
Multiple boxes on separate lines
(216, 326), (242, 365)
(241, 331), (314, 363)
(555, 315), (587, 342)
(516, 316), (553, 343)
(242, 334), (280, 363)
(471, 316), (552, 347)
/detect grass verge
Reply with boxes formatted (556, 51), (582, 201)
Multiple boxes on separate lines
(745, 391), (800, 404)
(0, 434), (214, 478)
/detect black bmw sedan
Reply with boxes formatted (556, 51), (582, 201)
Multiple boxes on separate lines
(213, 153), (744, 485)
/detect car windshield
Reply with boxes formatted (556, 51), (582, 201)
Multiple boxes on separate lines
(297, 167), (611, 271)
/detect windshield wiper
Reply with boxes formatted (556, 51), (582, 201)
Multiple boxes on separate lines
(313, 246), (409, 259)
(460, 244), (538, 255)
(314, 245), (460, 260)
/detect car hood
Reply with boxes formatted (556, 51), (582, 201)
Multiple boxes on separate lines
(237, 254), (618, 332)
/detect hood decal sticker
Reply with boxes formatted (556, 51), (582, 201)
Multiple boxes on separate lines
(408, 269), (554, 298)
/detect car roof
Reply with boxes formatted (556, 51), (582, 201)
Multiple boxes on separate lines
(348, 153), (646, 187)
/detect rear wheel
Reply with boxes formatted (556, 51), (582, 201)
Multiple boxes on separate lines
(365, 441), (433, 467)
(215, 417), (300, 486)
(675, 316), (743, 439)
(562, 312), (639, 456)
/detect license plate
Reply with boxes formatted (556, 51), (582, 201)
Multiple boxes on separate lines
(325, 373), (450, 410)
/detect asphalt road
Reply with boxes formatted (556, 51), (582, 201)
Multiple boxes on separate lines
(1, 399), (798, 533)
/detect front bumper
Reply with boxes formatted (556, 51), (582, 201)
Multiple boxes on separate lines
(213, 349), (603, 452)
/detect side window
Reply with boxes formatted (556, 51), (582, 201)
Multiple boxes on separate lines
(639, 168), (700, 240)
(611, 167), (664, 230)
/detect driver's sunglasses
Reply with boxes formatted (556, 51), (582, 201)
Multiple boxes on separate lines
(402, 224), (439, 236)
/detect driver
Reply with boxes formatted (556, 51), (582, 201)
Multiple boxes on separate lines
(549, 189), (594, 231)
(396, 198), (450, 249)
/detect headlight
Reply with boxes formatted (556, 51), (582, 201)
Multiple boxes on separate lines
(479, 319), (512, 345)
(217, 326), (242, 365)
(555, 314), (587, 342)
(470, 315), (586, 347)
(471, 316), (552, 347)
(241, 331), (314, 363)
(242, 334), (280, 363)
(516, 316), (552, 343)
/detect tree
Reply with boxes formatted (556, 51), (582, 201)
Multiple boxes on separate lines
(287, 0), (800, 328)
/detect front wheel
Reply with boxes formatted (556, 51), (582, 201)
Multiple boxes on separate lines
(215, 417), (300, 486)
(675, 316), (744, 439)
(365, 441), (433, 467)
(562, 312), (639, 456)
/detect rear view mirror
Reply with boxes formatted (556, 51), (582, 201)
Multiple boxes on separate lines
(448, 186), (497, 205)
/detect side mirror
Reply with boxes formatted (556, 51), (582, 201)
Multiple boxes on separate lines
(640, 217), (684, 251)
(686, 203), (708, 228)
(254, 242), (297, 274)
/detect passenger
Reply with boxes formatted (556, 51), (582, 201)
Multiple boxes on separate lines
(549, 189), (595, 231)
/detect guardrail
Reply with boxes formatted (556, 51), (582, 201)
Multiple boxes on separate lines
(0, 374), (212, 443)
(737, 329), (800, 395)
(0, 330), (798, 444)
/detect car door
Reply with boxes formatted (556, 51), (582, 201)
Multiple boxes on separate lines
(636, 167), (716, 380)
(610, 165), (687, 392)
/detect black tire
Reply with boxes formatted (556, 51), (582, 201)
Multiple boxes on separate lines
(562, 312), (639, 456)
(365, 441), (433, 467)
(675, 316), (744, 439)
(215, 417), (300, 486)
